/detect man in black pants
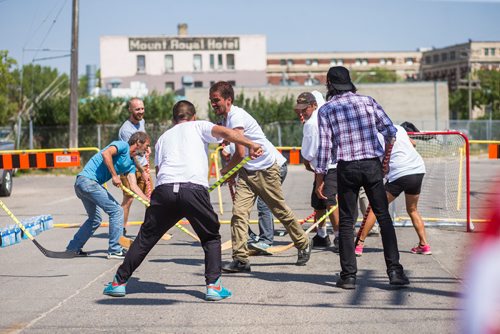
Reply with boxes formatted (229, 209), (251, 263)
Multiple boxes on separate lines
(103, 100), (262, 301)
(315, 66), (410, 289)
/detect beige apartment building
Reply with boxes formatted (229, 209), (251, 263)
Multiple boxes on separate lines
(420, 40), (500, 90)
(99, 24), (267, 96)
(266, 51), (422, 86)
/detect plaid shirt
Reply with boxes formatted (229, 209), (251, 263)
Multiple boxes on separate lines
(316, 92), (396, 174)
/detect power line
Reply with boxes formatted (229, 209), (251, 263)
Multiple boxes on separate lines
(32, 0), (69, 62)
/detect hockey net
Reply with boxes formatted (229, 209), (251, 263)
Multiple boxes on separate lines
(390, 131), (472, 232)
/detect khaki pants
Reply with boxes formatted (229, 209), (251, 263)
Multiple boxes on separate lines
(231, 163), (309, 262)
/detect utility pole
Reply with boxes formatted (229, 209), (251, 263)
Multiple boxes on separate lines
(69, 0), (79, 148)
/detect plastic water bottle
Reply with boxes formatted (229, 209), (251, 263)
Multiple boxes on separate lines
(1, 228), (11, 247)
(13, 225), (21, 244)
(7, 225), (16, 245)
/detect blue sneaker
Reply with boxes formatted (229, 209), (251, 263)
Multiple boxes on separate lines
(206, 277), (232, 301)
(103, 276), (127, 297)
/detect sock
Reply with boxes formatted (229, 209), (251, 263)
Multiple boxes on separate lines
(317, 227), (327, 238)
(334, 230), (339, 238)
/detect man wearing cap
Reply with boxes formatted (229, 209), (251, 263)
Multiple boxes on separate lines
(209, 81), (312, 272)
(294, 91), (340, 252)
(315, 66), (410, 289)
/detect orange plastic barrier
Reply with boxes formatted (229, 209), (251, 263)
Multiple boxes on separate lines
(278, 148), (303, 165)
(489, 144), (500, 159)
(0, 151), (80, 169)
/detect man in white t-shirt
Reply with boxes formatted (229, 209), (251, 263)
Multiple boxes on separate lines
(222, 144), (288, 255)
(209, 81), (312, 273)
(355, 122), (430, 256)
(103, 100), (263, 301)
(294, 91), (340, 252)
(118, 97), (151, 234)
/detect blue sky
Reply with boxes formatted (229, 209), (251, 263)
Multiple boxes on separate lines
(1, 0), (499, 74)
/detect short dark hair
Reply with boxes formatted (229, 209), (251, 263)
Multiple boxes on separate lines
(173, 100), (196, 123)
(400, 121), (420, 133)
(209, 81), (234, 102)
(128, 131), (149, 146)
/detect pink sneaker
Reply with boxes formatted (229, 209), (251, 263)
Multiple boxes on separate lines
(411, 244), (432, 255)
(355, 243), (364, 257)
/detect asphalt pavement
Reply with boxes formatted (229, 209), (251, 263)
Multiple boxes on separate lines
(0, 159), (498, 333)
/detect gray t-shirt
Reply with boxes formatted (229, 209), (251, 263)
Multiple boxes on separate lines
(118, 119), (147, 166)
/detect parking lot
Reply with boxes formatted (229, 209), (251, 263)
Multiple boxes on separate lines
(0, 159), (499, 333)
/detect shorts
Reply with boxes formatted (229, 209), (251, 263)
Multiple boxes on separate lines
(311, 168), (338, 210)
(385, 173), (425, 197)
(120, 170), (148, 197)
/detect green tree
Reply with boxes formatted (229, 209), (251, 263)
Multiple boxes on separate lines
(476, 70), (500, 120)
(0, 50), (19, 125)
(351, 67), (399, 84)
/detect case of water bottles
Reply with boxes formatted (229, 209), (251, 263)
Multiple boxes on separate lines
(1, 215), (53, 248)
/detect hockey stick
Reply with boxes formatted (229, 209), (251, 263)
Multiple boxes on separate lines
(122, 156), (252, 247)
(266, 206), (336, 254)
(221, 211), (316, 252)
(0, 200), (75, 259)
(120, 185), (201, 242)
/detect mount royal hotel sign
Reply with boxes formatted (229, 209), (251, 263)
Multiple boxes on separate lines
(129, 37), (240, 51)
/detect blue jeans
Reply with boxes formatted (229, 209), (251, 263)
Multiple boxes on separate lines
(248, 163), (288, 245)
(67, 176), (124, 253)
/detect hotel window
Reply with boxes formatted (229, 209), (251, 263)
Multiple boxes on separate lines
(405, 58), (414, 65)
(280, 59), (286, 66)
(485, 48), (496, 56)
(361, 59), (368, 66)
(450, 51), (456, 61)
(193, 54), (202, 71)
(305, 59), (312, 65)
(165, 81), (175, 92)
(379, 58), (387, 65)
(425, 56), (432, 64)
(164, 55), (174, 72)
(217, 54), (223, 69)
(286, 59), (294, 66)
(441, 53), (448, 62)
(226, 54), (235, 70)
(194, 81), (203, 88)
(311, 59), (318, 66)
(210, 54), (215, 70)
(355, 58), (361, 66)
(137, 55), (145, 73)
(492, 48), (496, 56)
(433, 54), (439, 63)
(228, 80), (236, 86)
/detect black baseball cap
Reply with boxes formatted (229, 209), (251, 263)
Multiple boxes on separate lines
(327, 66), (355, 90)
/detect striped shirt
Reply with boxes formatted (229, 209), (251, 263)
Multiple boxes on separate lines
(316, 91), (396, 174)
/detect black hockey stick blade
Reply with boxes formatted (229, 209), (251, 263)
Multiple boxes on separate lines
(32, 239), (75, 259)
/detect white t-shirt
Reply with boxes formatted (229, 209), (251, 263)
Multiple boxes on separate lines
(118, 119), (148, 166)
(377, 124), (426, 183)
(301, 108), (336, 170)
(225, 105), (276, 171)
(155, 121), (220, 187)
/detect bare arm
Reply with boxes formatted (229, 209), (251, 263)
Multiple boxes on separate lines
(213, 126), (263, 174)
(101, 146), (121, 187)
(126, 171), (149, 202)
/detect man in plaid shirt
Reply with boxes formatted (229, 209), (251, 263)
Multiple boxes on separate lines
(315, 66), (410, 289)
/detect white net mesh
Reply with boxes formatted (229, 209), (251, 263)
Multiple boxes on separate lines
(390, 132), (470, 230)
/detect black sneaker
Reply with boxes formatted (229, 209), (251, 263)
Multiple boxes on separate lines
(312, 234), (331, 248)
(107, 249), (127, 260)
(336, 276), (356, 289)
(330, 237), (340, 253)
(388, 269), (410, 286)
(222, 260), (251, 273)
(296, 239), (312, 266)
(75, 249), (89, 257)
